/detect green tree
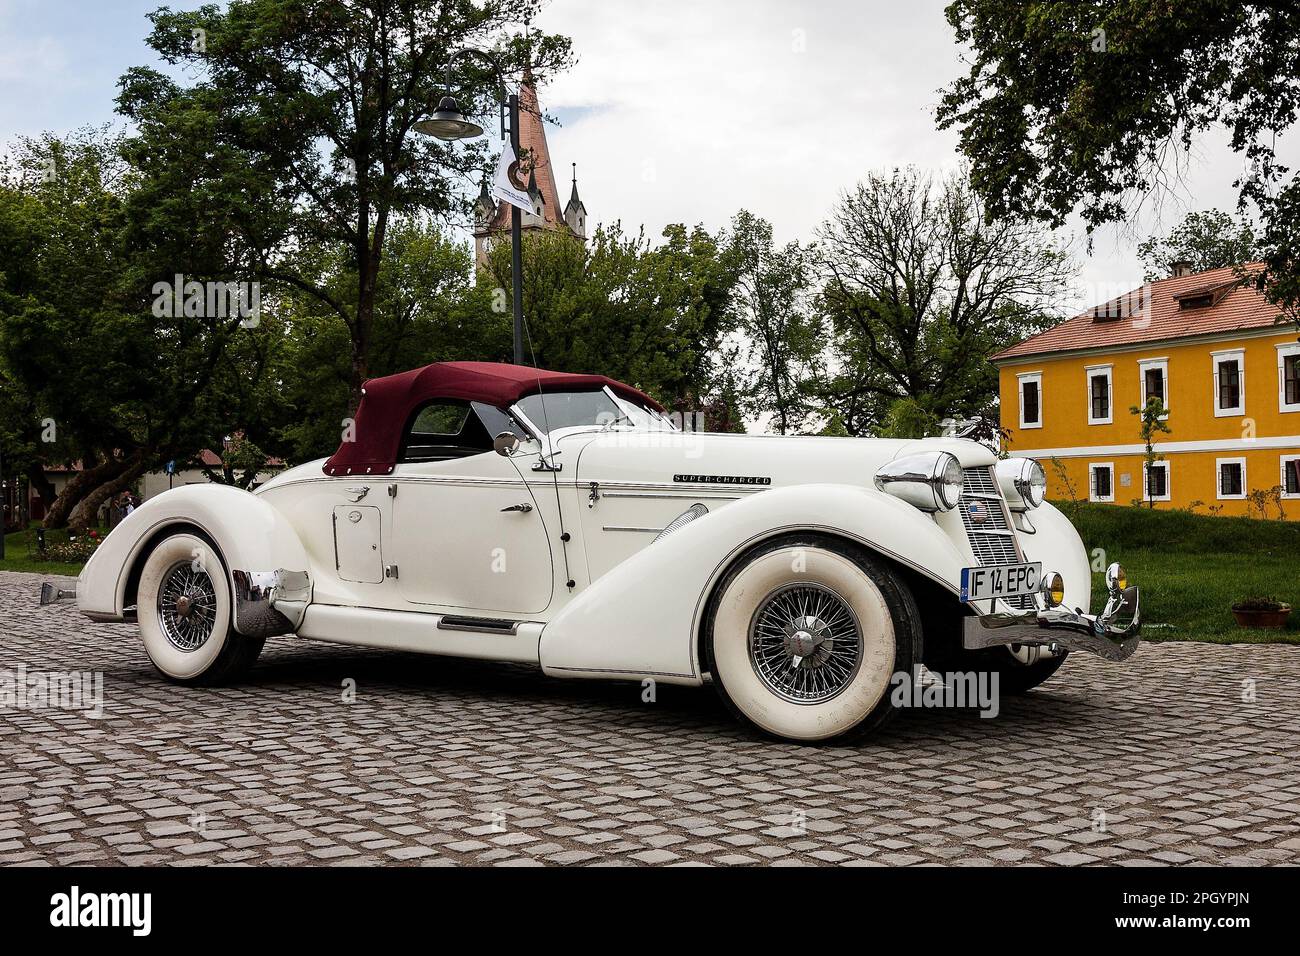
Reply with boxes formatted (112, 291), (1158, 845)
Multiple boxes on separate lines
(726, 210), (821, 434)
(483, 221), (740, 411)
(117, 0), (572, 412)
(876, 398), (940, 440)
(937, 1), (1300, 321)
(0, 129), (289, 528)
(276, 218), (503, 462)
(1130, 397), (1171, 509)
(1137, 209), (1258, 282)
(813, 167), (1070, 435)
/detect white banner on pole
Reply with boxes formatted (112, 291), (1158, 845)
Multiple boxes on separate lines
(492, 142), (533, 213)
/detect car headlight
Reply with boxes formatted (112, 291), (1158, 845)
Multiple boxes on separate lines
(995, 457), (1047, 511)
(874, 451), (964, 513)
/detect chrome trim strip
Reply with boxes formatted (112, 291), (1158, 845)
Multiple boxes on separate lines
(600, 491), (742, 501)
(601, 526), (662, 533)
(437, 615), (520, 635)
(231, 569), (312, 638)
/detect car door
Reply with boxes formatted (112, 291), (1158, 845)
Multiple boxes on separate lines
(388, 400), (554, 615)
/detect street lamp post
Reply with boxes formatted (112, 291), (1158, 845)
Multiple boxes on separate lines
(415, 49), (525, 365)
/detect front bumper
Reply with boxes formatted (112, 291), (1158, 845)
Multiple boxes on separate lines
(962, 585), (1141, 662)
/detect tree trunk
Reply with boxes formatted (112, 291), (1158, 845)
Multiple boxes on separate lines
(42, 456), (128, 529)
(67, 456), (149, 531)
(27, 461), (56, 506)
(349, 339), (369, 417)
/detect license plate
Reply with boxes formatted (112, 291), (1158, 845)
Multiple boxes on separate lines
(961, 562), (1042, 603)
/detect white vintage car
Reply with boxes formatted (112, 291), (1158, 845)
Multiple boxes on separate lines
(47, 361), (1140, 742)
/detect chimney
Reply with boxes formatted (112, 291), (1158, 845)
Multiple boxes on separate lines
(1170, 259), (1195, 278)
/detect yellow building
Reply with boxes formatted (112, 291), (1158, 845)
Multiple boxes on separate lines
(993, 263), (1300, 518)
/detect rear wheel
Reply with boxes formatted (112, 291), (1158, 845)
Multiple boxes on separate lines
(136, 532), (264, 685)
(704, 535), (920, 743)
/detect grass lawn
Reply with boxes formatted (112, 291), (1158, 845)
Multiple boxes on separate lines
(1067, 502), (1300, 646)
(0, 527), (97, 576)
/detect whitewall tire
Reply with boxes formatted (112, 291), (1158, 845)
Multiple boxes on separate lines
(136, 532), (263, 685)
(705, 535), (920, 743)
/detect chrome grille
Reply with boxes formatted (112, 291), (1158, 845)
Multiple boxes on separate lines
(959, 466), (1035, 609)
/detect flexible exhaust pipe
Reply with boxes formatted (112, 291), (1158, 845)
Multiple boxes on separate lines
(39, 582), (77, 606)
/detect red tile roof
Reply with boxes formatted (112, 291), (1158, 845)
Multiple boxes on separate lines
(992, 264), (1286, 362)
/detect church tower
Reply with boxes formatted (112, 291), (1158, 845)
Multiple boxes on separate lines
(472, 71), (588, 271)
(564, 163), (587, 239)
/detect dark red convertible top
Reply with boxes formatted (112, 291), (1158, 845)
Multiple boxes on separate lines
(323, 361), (664, 476)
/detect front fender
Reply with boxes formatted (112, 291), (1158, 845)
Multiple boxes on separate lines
(538, 483), (969, 684)
(77, 484), (311, 635)
(1014, 501), (1092, 615)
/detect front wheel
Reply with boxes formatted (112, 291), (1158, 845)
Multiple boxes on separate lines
(136, 532), (264, 685)
(704, 535), (920, 743)
(987, 645), (1068, 695)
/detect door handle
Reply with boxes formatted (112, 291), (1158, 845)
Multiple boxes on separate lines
(500, 503), (533, 513)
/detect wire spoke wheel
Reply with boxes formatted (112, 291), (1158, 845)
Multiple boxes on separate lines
(157, 561), (218, 653)
(748, 582), (863, 705)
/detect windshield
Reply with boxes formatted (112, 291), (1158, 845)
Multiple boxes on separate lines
(514, 389), (676, 434)
(515, 390), (624, 433)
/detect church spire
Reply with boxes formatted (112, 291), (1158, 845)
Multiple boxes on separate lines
(472, 69), (588, 270)
(564, 162), (587, 239)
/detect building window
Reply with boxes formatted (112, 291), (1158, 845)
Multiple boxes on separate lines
(1089, 463), (1114, 502)
(1018, 372), (1042, 429)
(1213, 350), (1245, 417)
(1139, 357), (1168, 415)
(1282, 455), (1300, 499)
(1279, 344), (1300, 413)
(1143, 461), (1170, 502)
(1216, 457), (1246, 499)
(1087, 365), (1112, 424)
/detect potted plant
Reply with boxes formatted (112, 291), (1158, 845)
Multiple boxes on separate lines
(1231, 596), (1293, 629)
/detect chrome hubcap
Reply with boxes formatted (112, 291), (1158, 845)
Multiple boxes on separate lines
(749, 583), (863, 704)
(158, 563), (217, 652)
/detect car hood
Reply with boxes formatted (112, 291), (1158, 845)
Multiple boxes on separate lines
(567, 430), (997, 489)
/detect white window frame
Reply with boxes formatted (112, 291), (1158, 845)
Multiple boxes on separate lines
(1086, 364), (1113, 425)
(1278, 343), (1300, 414)
(1088, 462), (1115, 503)
(1216, 456), (1247, 500)
(1212, 349), (1245, 418)
(1138, 357), (1169, 418)
(1142, 460), (1171, 503)
(1017, 371), (1043, 429)
(1281, 454), (1300, 500)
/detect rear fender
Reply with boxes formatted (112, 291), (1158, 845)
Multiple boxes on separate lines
(76, 485), (311, 636)
(539, 483), (968, 683)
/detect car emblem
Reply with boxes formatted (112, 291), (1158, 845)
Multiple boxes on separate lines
(348, 510), (362, 523)
(967, 501), (988, 525)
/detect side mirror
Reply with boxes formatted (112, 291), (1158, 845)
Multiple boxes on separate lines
(493, 431), (521, 457)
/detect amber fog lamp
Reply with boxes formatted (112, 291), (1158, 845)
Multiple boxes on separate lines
(1105, 562), (1127, 594)
(1040, 570), (1065, 607)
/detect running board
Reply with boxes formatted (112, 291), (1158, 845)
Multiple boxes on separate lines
(436, 615), (520, 636)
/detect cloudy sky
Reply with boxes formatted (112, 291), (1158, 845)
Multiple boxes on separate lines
(2, 0), (1290, 315)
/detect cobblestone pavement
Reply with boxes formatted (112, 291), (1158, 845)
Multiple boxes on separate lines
(1, 571), (1298, 866)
